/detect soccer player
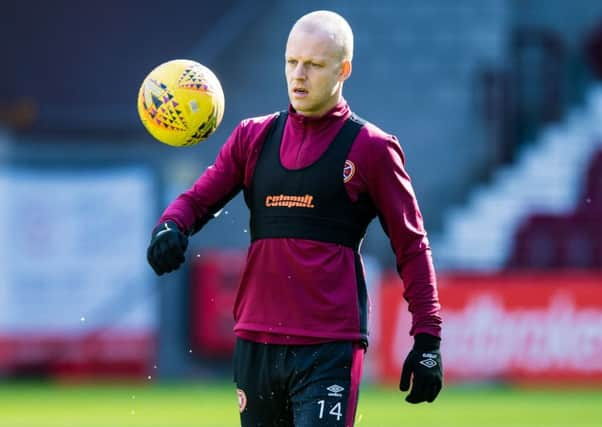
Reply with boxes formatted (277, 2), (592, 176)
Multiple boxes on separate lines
(147, 10), (442, 427)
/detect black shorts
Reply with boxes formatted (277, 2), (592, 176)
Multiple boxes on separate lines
(233, 338), (365, 427)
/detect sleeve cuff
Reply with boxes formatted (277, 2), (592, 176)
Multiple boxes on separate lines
(413, 333), (441, 351)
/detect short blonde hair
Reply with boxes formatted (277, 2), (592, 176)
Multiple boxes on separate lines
(289, 10), (354, 62)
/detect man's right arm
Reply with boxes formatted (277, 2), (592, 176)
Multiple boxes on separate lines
(157, 123), (249, 235)
(146, 123), (248, 275)
(147, 114), (278, 275)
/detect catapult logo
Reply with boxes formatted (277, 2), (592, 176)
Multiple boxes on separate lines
(265, 194), (315, 208)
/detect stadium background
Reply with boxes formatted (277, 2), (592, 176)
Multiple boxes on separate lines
(1, 0), (602, 426)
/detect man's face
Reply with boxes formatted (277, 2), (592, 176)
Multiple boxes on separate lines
(285, 28), (348, 117)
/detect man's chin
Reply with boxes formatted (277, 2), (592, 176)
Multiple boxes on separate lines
(290, 100), (313, 115)
(290, 99), (306, 109)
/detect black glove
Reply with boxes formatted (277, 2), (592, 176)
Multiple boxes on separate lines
(399, 333), (443, 404)
(147, 221), (188, 275)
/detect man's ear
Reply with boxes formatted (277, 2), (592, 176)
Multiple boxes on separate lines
(340, 60), (352, 82)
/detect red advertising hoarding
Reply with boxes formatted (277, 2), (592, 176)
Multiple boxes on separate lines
(189, 251), (245, 356)
(376, 272), (602, 384)
(0, 333), (154, 377)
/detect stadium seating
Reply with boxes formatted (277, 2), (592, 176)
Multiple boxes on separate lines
(508, 148), (602, 269)
(578, 148), (602, 213)
(433, 85), (602, 270)
(508, 213), (602, 269)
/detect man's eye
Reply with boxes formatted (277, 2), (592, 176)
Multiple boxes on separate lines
(287, 59), (297, 65)
(311, 63), (323, 67)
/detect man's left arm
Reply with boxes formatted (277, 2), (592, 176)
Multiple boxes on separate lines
(363, 135), (443, 403)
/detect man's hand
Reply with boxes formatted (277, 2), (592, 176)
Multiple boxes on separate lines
(399, 333), (443, 404)
(147, 221), (189, 275)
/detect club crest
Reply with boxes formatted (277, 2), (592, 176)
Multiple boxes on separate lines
(343, 160), (356, 183)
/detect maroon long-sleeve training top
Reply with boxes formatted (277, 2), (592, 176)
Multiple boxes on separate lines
(159, 100), (441, 344)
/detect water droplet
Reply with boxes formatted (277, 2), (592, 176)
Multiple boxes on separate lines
(147, 375), (152, 380)
(586, 198), (592, 204)
(210, 298), (215, 303)
(287, 275), (292, 280)
(80, 316), (86, 322)
(131, 410), (136, 415)
(132, 395), (136, 399)
(277, 322), (283, 326)
(243, 229), (248, 233)
(224, 210), (229, 215)
(196, 254), (201, 258)
(189, 349), (193, 354)
(153, 365), (157, 369)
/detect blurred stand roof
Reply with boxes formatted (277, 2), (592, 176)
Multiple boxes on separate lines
(2, 0), (236, 135)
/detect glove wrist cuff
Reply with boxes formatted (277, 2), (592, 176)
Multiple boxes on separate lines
(413, 333), (441, 351)
(152, 220), (180, 237)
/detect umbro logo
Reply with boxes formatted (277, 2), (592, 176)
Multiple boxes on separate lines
(419, 355), (438, 368)
(420, 358), (437, 368)
(326, 384), (345, 397)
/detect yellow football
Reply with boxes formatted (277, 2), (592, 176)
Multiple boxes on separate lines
(137, 59), (225, 147)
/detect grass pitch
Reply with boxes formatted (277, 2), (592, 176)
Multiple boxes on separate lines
(0, 381), (600, 427)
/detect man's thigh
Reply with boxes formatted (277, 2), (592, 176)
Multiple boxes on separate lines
(233, 338), (292, 426)
(290, 342), (365, 427)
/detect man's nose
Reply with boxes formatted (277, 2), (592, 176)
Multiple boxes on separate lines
(292, 64), (306, 79)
